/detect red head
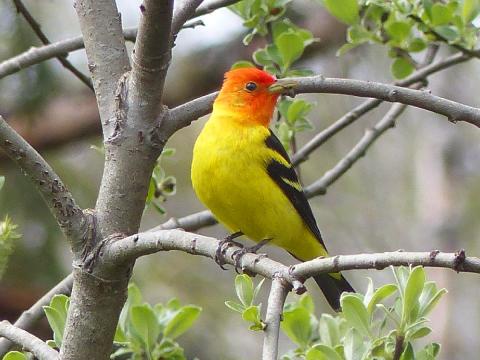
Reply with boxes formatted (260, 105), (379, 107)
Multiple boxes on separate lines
(213, 68), (280, 127)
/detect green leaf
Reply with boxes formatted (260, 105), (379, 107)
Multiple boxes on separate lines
(298, 293), (314, 314)
(367, 283), (397, 315)
(231, 60), (255, 69)
(0, 177), (4, 191)
(275, 31), (305, 68)
(408, 38), (427, 52)
(2, 351), (27, 360)
(463, 0), (480, 23)
(43, 294), (70, 348)
(434, 25), (459, 42)
(235, 274), (254, 307)
(242, 305), (259, 323)
(340, 294), (371, 337)
(225, 300), (245, 313)
(130, 304), (161, 351)
(403, 266), (426, 323)
(286, 99), (313, 123)
(400, 342), (415, 360)
(408, 325), (432, 340)
(323, 0), (359, 25)
(386, 21), (412, 42)
(319, 314), (341, 347)
(391, 57), (415, 79)
(119, 283), (143, 334)
(343, 329), (368, 360)
(253, 278), (265, 300)
(306, 344), (343, 360)
(419, 287), (447, 317)
(431, 3), (453, 26)
(164, 305), (201, 340)
(417, 343), (441, 360)
(281, 307), (312, 348)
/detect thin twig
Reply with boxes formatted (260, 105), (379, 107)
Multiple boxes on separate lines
(304, 102), (408, 197)
(0, 116), (89, 255)
(289, 76), (480, 127)
(12, 0), (93, 90)
(291, 49), (463, 166)
(262, 278), (290, 360)
(0, 321), (59, 360)
(0, 274), (73, 356)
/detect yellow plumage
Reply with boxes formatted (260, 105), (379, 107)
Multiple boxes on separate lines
(191, 67), (354, 311)
(191, 113), (327, 261)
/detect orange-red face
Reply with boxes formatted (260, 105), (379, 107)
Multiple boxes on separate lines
(214, 68), (280, 127)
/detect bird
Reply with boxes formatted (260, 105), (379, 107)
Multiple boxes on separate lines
(191, 67), (354, 311)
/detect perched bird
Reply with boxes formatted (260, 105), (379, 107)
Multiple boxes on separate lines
(191, 67), (354, 311)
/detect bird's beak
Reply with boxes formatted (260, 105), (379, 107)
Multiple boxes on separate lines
(268, 79), (297, 96)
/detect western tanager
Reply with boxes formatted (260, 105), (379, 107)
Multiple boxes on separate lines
(191, 67), (354, 310)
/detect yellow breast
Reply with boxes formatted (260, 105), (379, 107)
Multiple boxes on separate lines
(191, 113), (328, 261)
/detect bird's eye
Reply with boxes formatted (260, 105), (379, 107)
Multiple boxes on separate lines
(245, 82), (257, 92)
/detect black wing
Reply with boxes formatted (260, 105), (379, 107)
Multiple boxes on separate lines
(264, 130), (326, 249)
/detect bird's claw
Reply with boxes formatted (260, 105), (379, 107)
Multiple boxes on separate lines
(214, 232), (244, 270)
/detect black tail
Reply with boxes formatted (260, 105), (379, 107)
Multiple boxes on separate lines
(313, 273), (355, 312)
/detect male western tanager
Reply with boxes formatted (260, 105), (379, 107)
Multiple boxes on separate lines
(191, 67), (354, 311)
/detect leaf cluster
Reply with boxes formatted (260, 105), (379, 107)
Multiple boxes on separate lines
(2, 284), (201, 360)
(281, 266), (446, 360)
(0, 177), (21, 280)
(146, 148), (177, 215)
(230, 2), (317, 150)
(226, 267), (446, 360)
(225, 274), (266, 331)
(322, 0), (480, 78)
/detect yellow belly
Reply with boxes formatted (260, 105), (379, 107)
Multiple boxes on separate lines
(191, 117), (328, 261)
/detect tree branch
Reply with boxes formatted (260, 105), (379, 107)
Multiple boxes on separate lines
(0, 321), (58, 360)
(0, 274), (73, 356)
(304, 102), (408, 197)
(0, 0), (241, 82)
(102, 229), (480, 282)
(288, 76), (480, 127)
(291, 52), (469, 165)
(164, 53), (475, 135)
(12, 0), (93, 90)
(130, 0), (173, 117)
(172, 0), (205, 35)
(262, 278), (290, 360)
(0, 116), (90, 255)
(73, 0), (130, 138)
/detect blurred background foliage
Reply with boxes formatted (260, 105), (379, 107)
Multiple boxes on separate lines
(1, 0), (480, 359)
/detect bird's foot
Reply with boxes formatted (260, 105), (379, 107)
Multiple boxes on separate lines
(232, 238), (270, 273)
(215, 232), (244, 269)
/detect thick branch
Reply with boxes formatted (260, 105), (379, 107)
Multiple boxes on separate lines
(103, 229), (480, 281)
(0, 274), (73, 356)
(304, 103), (407, 197)
(73, 0), (130, 138)
(0, 321), (58, 360)
(262, 278), (290, 360)
(0, 116), (89, 254)
(0, 0), (240, 82)
(130, 0), (173, 117)
(12, 0), (93, 90)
